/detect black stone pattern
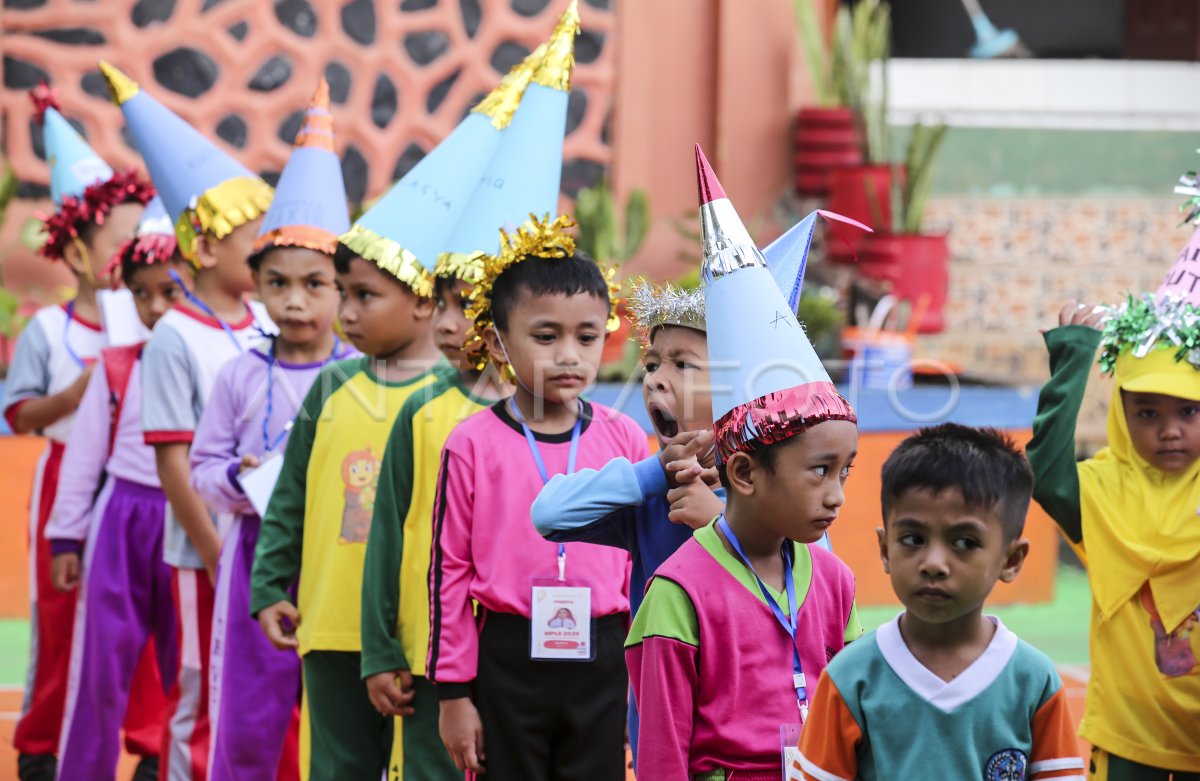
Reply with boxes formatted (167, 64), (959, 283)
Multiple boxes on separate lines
(216, 114), (248, 148)
(342, 146), (368, 204)
(275, 0), (317, 38)
(341, 0), (375, 45)
(153, 47), (219, 97)
(459, 0), (482, 38)
(405, 30), (450, 65)
(325, 61), (352, 104)
(372, 73), (398, 129)
(392, 142), (426, 182)
(4, 56), (49, 89)
(249, 55), (292, 91)
(427, 68), (460, 113)
(30, 28), (106, 45)
(132, 0), (175, 28)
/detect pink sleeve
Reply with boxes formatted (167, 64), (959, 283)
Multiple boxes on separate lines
(189, 363), (252, 516)
(46, 357), (113, 543)
(425, 445), (479, 691)
(627, 635), (697, 781)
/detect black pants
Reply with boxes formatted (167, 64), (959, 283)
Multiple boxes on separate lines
(474, 612), (628, 781)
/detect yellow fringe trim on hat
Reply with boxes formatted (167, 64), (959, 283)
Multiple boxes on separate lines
(434, 251), (487, 285)
(531, 0), (579, 92)
(176, 176), (274, 264)
(338, 223), (434, 297)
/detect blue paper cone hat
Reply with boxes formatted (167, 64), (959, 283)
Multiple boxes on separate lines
(339, 23), (566, 296)
(98, 62), (273, 263)
(252, 79), (349, 259)
(696, 144), (856, 460)
(36, 104), (114, 205)
(437, 0), (579, 285)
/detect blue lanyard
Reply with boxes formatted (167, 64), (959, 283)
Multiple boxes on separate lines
(63, 299), (87, 369)
(717, 514), (809, 719)
(261, 336), (342, 453)
(510, 398), (581, 581)
(168, 269), (248, 354)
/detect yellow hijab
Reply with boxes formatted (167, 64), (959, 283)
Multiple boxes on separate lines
(1078, 346), (1200, 632)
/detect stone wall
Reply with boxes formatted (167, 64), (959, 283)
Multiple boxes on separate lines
(916, 196), (1182, 451)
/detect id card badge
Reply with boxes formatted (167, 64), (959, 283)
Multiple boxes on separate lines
(530, 580), (593, 661)
(781, 722), (804, 781)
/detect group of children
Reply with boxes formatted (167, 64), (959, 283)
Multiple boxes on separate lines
(5, 1), (1200, 779)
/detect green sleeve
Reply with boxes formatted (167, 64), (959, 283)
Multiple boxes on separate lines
(625, 577), (699, 648)
(1026, 326), (1101, 544)
(249, 362), (349, 616)
(844, 602), (863, 643)
(360, 394), (421, 678)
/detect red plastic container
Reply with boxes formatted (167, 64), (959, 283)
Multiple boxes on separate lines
(793, 107), (862, 197)
(825, 164), (904, 263)
(856, 232), (949, 334)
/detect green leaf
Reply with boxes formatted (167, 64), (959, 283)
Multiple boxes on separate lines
(622, 189), (649, 262)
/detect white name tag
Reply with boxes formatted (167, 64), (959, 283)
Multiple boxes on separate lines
(240, 453), (284, 518)
(98, 288), (148, 347)
(530, 584), (592, 661)
(782, 723), (804, 780)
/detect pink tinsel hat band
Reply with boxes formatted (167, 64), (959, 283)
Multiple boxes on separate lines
(713, 382), (857, 461)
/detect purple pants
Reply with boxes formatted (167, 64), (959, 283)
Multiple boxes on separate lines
(207, 514), (301, 781)
(57, 477), (179, 780)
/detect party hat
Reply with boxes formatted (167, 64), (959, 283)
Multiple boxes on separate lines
(696, 144), (855, 460)
(339, 34), (555, 296)
(105, 194), (177, 277)
(98, 62), (273, 262)
(437, 0), (579, 285)
(30, 84), (115, 205)
(252, 79), (349, 259)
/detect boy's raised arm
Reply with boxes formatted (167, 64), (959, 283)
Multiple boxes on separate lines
(1027, 306), (1103, 545)
(530, 454), (665, 546)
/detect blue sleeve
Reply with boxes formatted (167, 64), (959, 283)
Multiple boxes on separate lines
(531, 454), (668, 550)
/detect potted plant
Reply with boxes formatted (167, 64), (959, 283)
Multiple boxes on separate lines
(573, 178), (650, 370)
(856, 121), (951, 334)
(823, 0), (896, 261)
(791, 0), (864, 197)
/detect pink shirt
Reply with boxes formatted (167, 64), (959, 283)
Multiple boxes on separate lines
(426, 400), (647, 687)
(47, 346), (159, 545)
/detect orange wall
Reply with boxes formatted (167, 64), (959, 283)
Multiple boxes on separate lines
(0, 437), (45, 619)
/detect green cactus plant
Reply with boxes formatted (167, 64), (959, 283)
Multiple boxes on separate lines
(574, 179), (649, 267)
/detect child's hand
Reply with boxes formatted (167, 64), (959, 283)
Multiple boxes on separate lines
(51, 552), (81, 592)
(1054, 299), (1106, 332)
(257, 600), (300, 651)
(238, 454), (261, 474)
(659, 430), (715, 487)
(366, 670), (416, 717)
(440, 697), (486, 774)
(666, 478), (725, 530)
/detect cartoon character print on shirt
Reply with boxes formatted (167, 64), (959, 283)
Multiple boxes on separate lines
(984, 748), (1027, 781)
(1138, 584), (1200, 677)
(340, 447), (380, 543)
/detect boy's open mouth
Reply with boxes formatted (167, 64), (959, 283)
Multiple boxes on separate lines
(650, 404), (679, 440)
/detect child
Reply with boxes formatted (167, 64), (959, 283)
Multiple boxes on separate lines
(359, 9), (578, 775)
(796, 424), (1082, 780)
(360, 266), (508, 781)
(428, 214), (646, 781)
(47, 196), (182, 781)
(189, 80), (353, 781)
(1027, 219), (1200, 778)
(626, 147), (861, 780)
(100, 62), (275, 781)
(3, 85), (151, 780)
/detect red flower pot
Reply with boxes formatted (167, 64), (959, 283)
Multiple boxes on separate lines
(793, 107), (862, 197)
(856, 232), (949, 334)
(825, 165), (905, 263)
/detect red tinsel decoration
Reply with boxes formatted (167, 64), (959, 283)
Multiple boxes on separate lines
(29, 81), (60, 126)
(40, 168), (155, 261)
(105, 232), (177, 280)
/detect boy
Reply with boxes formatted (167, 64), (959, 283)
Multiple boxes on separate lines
(48, 196), (182, 781)
(1027, 220), (1200, 777)
(360, 266), (508, 780)
(190, 79), (352, 781)
(429, 215), (647, 781)
(3, 85), (151, 780)
(796, 424), (1082, 781)
(100, 62), (275, 781)
(626, 146), (861, 780)
(360, 9), (578, 775)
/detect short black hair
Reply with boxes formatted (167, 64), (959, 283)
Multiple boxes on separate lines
(332, 243), (358, 276)
(880, 424), (1033, 540)
(433, 274), (459, 299)
(489, 250), (610, 332)
(716, 437), (788, 491)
